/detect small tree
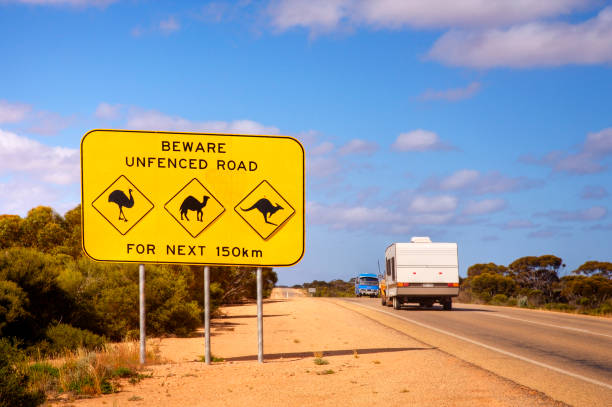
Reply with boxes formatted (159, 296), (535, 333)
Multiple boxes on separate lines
(572, 261), (612, 278)
(471, 273), (516, 302)
(508, 255), (563, 301)
(467, 263), (508, 278)
(0, 339), (45, 407)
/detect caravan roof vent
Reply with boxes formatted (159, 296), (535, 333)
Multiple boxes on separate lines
(410, 236), (432, 243)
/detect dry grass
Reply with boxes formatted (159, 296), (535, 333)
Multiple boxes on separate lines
(29, 340), (163, 399)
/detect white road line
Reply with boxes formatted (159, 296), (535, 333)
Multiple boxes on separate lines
(348, 301), (612, 390)
(475, 311), (612, 339)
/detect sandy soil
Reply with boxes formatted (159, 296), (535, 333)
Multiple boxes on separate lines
(56, 291), (566, 407)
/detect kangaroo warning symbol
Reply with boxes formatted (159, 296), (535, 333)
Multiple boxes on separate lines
(164, 178), (225, 238)
(234, 180), (295, 240)
(91, 175), (154, 235)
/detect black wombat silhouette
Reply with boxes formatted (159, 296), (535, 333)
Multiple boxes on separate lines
(108, 189), (134, 222)
(180, 195), (210, 221)
(241, 198), (283, 226)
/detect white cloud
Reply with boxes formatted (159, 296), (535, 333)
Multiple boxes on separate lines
(528, 226), (571, 239)
(95, 102), (122, 120)
(0, 181), (61, 216)
(0, 100), (31, 124)
(0, 129), (79, 185)
(438, 169), (479, 190)
(537, 206), (607, 222)
(418, 82), (481, 101)
(423, 169), (540, 194)
(269, 0), (348, 33)
(159, 17), (180, 34)
(428, 6), (612, 68)
(463, 198), (506, 215)
(521, 128), (612, 174)
(27, 111), (74, 136)
(584, 127), (612, 154)
(307, 200), (399, 229)
(307, 156), (341, 177)
(310, 141), (334, 155)
(10, 0), (117, 6)
(339, 138), (378, 155)
(500, 219), (537, 230)
(581, 185), (608, 200)
(392, 129), (454, 152)
(269, 0), (587, 32)
(126, 109), (280, 135)
(408, 195), (458, 213)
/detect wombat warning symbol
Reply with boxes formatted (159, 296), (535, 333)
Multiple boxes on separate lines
(234, 180), (295, 240)
(164, 178), (225, 238)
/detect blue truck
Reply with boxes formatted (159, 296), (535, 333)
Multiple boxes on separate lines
(355, 273), (380, 297)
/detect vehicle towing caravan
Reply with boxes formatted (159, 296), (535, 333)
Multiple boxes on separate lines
(382, 237), (459, 310)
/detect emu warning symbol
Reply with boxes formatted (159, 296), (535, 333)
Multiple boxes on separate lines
(91, 175), (154, 235)
(164, 178), (225, 238)
(234, 180), (295, 240)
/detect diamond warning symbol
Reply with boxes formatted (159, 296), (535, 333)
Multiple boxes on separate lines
(92, 175), (154, 236)
(234, 180), (295, 240)
(164, 178), (225, 238)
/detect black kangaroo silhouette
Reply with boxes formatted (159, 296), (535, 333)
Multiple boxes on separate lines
(180, 195), (210, 221)
(241, 198), (283, 226)
(108, 189), (134, 222)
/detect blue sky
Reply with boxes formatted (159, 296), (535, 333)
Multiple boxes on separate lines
(1, 0), (611, 285)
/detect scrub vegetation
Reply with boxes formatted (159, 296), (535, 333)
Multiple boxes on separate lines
(0, 205), (277, 404)
(295, 279), (355, 297)
(460, 256), (612, 315)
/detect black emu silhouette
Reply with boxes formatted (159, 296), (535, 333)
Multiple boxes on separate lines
(180, 195), (210, 221)
(241, 198), (283, 226)
(108, 189), (134, 222)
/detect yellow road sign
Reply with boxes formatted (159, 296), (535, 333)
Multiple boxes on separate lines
(81, 129), (304, 266)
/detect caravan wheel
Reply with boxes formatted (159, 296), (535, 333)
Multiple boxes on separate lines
(392, 296), (401, 310)
(381, 296), (387, 306)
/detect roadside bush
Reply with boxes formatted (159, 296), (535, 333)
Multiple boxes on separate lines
(0, 339), (45, 407)
(543, 303), (575, 312)
(45, 323), (105, 354)
(490, 294), (508, 305)
(0, 280), (29, 336)
(28, 362), (59, 394)
(527, 290), (544, 307)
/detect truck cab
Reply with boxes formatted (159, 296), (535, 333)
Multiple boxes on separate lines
(355, 273), (380, 297)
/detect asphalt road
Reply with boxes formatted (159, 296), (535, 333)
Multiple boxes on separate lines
(341, 297), (612, 406)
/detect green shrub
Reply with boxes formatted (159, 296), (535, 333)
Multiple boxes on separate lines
(0, 339), (45, 407)
(28, 362), (60, 394)
(46, 323), (105, 354)
(544, 303), (575, 312)
(490, 294), (508, 305)
(506, 297), (517, 306)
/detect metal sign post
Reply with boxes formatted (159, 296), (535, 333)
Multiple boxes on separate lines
(139, 264), (146, 365)
(257, 267), (263, 363)
(204, 266), (211, 365)
(81, 130), (305, 368)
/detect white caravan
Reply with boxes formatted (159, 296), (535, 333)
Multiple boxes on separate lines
(383, 237), (459, 310)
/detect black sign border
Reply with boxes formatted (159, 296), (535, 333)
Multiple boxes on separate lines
(81, 129), (305, 267)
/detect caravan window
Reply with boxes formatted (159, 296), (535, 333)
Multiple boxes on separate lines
(386, 259), (390, 276)
(391, 257), (396, 281)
